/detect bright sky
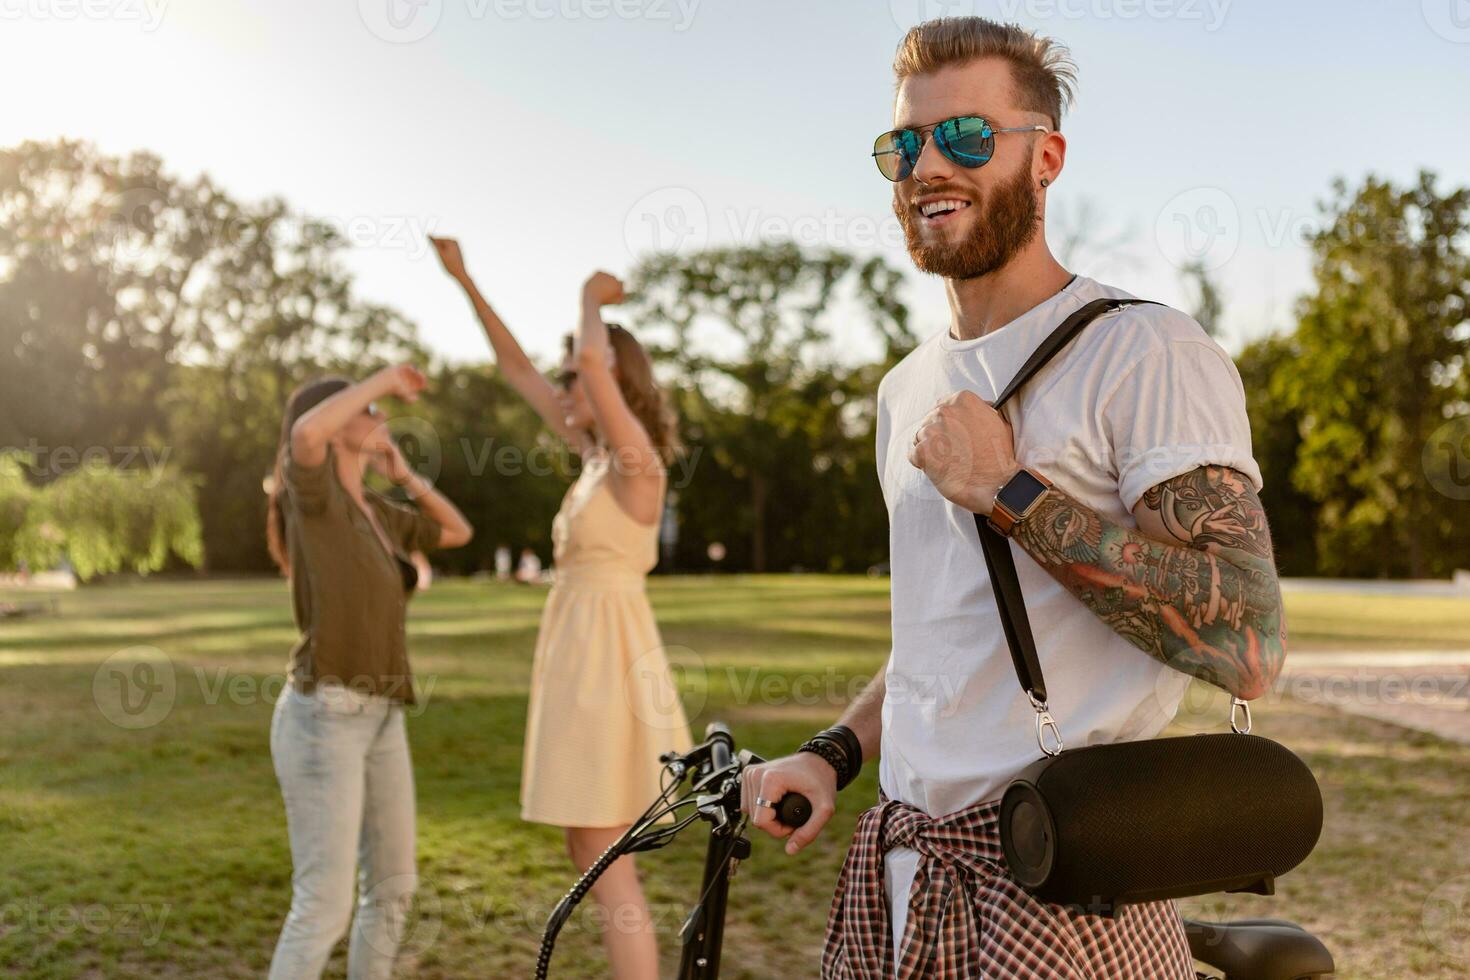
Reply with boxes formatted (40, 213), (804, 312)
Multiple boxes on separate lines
(2, 0), (1467, 366)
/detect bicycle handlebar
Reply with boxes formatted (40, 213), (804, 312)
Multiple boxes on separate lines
(677, 722), (812, 829)
(537, 723), (813, 979)
(710, 726), (732, 773)
(774, 791), (812, 828)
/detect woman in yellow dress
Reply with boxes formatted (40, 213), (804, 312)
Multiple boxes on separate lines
(431, 238), (692, 979)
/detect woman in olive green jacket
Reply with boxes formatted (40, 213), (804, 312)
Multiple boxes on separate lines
(263, 365), (472, 980)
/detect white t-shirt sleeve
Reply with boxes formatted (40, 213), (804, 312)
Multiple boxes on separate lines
(1103, 339), (1264, 513)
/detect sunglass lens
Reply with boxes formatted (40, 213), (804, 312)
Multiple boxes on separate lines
(937, 116), (995, 169)
(873, 131), (919, 182)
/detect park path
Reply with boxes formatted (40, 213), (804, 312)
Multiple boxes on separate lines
(1280, 649), (1470, 745)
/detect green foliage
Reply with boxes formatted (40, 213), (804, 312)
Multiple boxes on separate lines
(1269, 171), (1470, 577)
(0, 453), (36, 570)
(4, 138), (1468, 579)
(0, 141), (915, 576)
(627, 243), (914, 572)
(0, 139), (424, 572)
(1235, 334), (1321, 575)
(7, 454), (202, 579)
(390, 364), (571, 575)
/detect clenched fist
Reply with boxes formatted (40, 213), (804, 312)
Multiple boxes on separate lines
(429, 236), (467, 281)
(375, 363), (428, 403)
(907, 390), (1021, 515)
(740, 751), (836, 856)
(582, 270), (625, 306)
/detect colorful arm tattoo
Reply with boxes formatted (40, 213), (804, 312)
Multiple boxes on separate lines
(1010, 465), (1286, 700)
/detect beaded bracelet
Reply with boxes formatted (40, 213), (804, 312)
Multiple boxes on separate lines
(799, 725), (863, 791)
(799, 737), (850, 788)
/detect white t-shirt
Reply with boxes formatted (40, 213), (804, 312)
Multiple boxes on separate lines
(874, 275), (1262, 958)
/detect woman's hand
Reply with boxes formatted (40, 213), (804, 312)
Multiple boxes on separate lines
(429, 236), (468, 281)
(582, 270), (625, 307)
(369, 439), (415, 486)
(374, 364), (428, 403)
(576, 273), (621, 369)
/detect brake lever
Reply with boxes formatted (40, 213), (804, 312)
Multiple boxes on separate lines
(695, 791), (733, 832)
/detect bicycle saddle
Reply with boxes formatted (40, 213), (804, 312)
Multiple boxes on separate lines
(1183, 918), (1335, 980)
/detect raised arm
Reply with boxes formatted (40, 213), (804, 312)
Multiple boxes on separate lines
(290, 365), (426, 468)
(370, 439), (474, 549)
(575, 271), (665, 525)
(430, 236), (591, 451)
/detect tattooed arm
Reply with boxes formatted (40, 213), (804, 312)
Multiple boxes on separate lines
(1010, 465), (1286, 700)
(910, 380), (1285, 702)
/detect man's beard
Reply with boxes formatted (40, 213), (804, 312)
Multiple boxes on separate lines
(895, 165), (1040, 280)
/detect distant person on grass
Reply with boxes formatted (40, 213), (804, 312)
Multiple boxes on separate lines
(741, 17), (1286, 979)
(432, 237), (693, 980)
(515, 546), (544, 584)
(264, 366), (474, 979)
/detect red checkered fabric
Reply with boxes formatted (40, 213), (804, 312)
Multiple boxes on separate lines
(822, 792), (1197, 979)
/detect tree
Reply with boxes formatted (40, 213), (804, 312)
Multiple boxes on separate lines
(0, 453), (35, 571)
(626, 243), (914, 572)
(0, 139), (423, 570)
(1274, 171), (1470, 577)
(1234, 334), (1319, 575)
(10, 455), (202, 579)
(1181, 259), (1224, 338)
(397, 364), (570, 575)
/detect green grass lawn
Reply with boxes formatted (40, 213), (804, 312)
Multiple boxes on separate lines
(1282, 590), (1470, 651)
(0, 577), (1466, 978)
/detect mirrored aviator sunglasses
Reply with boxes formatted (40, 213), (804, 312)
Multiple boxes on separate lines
(871, 115), (1048, 182)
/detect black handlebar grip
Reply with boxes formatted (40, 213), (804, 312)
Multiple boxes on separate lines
(705, 723), (733, 774)
(775, 793), (812, 829)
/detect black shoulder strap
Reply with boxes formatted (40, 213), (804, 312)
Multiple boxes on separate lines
(974, 297), (1161, 705)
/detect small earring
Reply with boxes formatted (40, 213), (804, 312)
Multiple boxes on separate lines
(1040, 178), (1050, 187)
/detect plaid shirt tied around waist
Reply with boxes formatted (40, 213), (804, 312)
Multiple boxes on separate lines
(821, 792), (1196, 980)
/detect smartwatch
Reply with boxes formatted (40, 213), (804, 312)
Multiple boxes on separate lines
(987, 468), (1053, 537)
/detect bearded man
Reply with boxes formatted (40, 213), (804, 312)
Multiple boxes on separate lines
(741, 16), (1284, 979)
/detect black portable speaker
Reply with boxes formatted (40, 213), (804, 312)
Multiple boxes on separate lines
(979, 298), (1325, 916)
(998, 732), (1323, 912)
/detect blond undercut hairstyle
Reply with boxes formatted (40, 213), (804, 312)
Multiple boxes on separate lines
(893, 17), (1077, 131)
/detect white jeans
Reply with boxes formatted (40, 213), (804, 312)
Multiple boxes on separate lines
(268, 685), (417, 980)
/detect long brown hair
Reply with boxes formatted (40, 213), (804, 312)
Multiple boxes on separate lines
(566, 324), (681, 466)
(266, 377), (350, 574)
